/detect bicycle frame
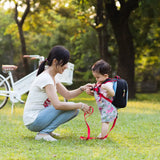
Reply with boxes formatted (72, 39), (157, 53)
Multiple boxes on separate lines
(0, 55), (74, 113)
(0, 69), (35, 99)
(0, 74), (11, 96)
(0, 70), (29, 113)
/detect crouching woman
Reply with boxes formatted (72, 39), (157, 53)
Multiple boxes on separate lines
(23, 46), (90, 142)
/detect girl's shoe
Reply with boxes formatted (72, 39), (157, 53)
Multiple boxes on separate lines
(35, 133), (57, 142)
(97, 133), (107, 140)
(97, 133), (102, 138)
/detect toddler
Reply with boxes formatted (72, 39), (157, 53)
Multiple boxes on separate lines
(86, 59), (117, 139)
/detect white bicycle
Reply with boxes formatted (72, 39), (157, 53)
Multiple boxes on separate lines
(0, 55), (74, 113)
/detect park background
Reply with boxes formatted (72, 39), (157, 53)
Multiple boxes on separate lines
(0, 0), (160, 160)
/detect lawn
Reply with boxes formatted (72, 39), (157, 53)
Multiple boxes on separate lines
(0, 92), (160, 160)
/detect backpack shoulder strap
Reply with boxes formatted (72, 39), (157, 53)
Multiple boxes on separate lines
(98, 93), (113, 103)
(93, 78), (113, 103)
(114, 75), (121, 79)
(102, 78), (113, 84)
(93, 78), (112, 92)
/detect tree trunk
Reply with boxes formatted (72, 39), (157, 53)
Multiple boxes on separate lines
(18, 23), (29, 74)
(97, 24), (110, 62)
(14, 0), (30, 75)
(114, 20), (135, 98)
(8, 35), (14, 65)
(106, 0), (139, 98)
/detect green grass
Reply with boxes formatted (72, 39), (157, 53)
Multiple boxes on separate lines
(0, 92), (160, 160)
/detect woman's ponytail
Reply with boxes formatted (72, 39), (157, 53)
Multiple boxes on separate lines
(36, 45), (70, 76)
(37, 60), (47, 76)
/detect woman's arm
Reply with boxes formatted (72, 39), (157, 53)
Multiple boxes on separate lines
(45, 84), (90, 113)
(56, 82), (91, 100)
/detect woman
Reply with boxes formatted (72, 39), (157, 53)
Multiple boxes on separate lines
(23, 45), (91, 142)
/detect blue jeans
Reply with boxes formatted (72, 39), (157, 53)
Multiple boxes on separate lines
(26, 106), (79, 134)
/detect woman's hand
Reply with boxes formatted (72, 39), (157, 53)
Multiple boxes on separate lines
(85, 83), (95, 96)
(80, 83), (94, 92)
(80, 103), (91, 113)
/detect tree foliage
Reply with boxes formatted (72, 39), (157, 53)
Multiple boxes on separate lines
(0, 0), (160, 94)
(0, 7), (15, 65)
(132, 0), (160, 82)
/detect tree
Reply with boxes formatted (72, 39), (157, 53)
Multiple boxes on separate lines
(132, 0), (160, 85)
(14, 0), (31, 74)
(2, 0), (160, 93)
(76, 0), (140, 98)
(0, 7), (15, 66)
(105, 0), (140, 98)
(1, 0), (53, 74)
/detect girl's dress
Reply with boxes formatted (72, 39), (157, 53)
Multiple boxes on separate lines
(93, 82), (117, 122)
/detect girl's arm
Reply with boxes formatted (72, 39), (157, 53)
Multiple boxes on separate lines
(45, 84), (90, 113)
(101, 82), (115, 97)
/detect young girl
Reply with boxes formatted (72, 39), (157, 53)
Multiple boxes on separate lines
(23, 45), (91, 142)
(86, 59), (117, 139)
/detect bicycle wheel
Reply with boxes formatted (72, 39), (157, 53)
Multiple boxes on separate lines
(0, 76), (9, 109)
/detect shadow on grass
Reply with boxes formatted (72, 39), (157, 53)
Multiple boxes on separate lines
(23, 133), (118, 147)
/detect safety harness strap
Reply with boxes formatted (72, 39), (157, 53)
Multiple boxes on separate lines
(80, 106), (117, 140)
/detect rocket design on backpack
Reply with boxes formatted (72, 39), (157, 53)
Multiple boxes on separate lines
(93, 76), (128, 109)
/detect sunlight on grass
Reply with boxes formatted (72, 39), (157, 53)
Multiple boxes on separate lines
(0, 92), (160, 159)
(119, 101), (160, 114)
(59, 96), (95, 101)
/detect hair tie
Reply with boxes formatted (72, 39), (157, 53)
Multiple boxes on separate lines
(45, 58), (48, 63)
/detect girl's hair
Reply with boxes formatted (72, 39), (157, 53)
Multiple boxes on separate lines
(37, 45), (70, 76)
(91, 59), (111, 75)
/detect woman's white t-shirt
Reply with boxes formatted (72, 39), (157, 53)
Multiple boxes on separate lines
(23, 72), (58, 125)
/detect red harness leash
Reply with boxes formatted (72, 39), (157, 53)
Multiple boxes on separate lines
(80, 106), (117, 140)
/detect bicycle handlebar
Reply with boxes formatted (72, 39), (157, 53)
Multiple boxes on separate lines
(23, 55), (45, 61)
(23, 55), (42, 58)
(23, 55), (45, 66)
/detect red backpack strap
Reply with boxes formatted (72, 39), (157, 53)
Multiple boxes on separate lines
(93, 78), (113, 103)
(114, 75), (121, 79)
(93, 78), (112, 92)
(98, 93), (112, 103)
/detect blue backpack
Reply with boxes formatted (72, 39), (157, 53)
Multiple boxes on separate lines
(112, 76), (128, 108)
(94, 76), (128, 109)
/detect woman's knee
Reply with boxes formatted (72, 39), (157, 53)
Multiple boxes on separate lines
(73, 109), (79, 117)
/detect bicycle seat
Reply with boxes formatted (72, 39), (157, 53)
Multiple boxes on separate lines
(2, 65), (18, 71)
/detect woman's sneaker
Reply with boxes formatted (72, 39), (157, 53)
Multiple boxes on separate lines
(50, 132), (60, 137)
(35, 133), (57, 142)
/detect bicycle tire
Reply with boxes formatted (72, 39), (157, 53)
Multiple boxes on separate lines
(0, 76), (9, 109)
